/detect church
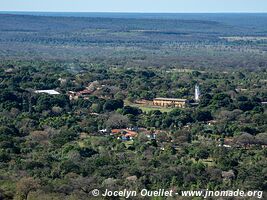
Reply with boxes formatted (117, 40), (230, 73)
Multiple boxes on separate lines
(153, 85), (200, 108)
(153, 98), (188, 108)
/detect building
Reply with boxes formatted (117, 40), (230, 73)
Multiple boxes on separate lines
(153, 98), (188, 108)
(34, 90), (60, 95)
(68, 91), (77, 100)
(195, 84), (200, 101)
(110, 129), (138, 141)
(68, 89), (93, 100)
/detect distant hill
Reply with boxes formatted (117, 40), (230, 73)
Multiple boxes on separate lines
(0, 13), (266, 69)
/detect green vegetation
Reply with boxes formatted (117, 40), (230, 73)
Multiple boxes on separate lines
(0, 13), (266, 200)
(1, 14), (267, 70)
(0, 60), (266, 199)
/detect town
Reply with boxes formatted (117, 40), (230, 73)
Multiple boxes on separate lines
(0, 11), (266, 200)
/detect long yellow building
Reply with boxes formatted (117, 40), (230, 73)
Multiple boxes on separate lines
(153, 98), (188, 108)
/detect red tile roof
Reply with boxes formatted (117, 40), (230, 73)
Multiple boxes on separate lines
(111, 129), (138, 138)
(111, 129), (121, 134)
(78, 90), (93, 95)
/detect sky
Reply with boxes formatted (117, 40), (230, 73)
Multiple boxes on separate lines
(0, 0), (267, 13)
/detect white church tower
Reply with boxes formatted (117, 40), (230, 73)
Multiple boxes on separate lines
(195, 84), (200, 101)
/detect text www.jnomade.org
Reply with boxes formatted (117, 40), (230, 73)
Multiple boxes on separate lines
(91, 188), (263, 199)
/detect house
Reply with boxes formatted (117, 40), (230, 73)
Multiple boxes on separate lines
(77, 90), (93, 97)
(68, 89), (93, 100)
(99, 129), (107, 134)
(124, 130), (138, 138)
(110, 129), (138, 141)
(121, 129), (138, 141)
(153, 98), (188, 108)
(110, 128), (167, 142)
(68, 91), (77, 100)
(111, 129), (122, 135)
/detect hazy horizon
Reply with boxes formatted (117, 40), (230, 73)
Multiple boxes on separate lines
(1, 0), (267, 13)
(1, 11), (267, 14)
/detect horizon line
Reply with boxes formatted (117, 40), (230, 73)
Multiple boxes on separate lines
(1, 11), (267, 14)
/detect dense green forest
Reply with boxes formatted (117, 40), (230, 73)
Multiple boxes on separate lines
(0, 60), (266, 199)
(0, 14), (267, 199)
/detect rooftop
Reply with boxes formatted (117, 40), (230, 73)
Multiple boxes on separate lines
(34, 90), (60, 95)
(78, 90), (93, 95)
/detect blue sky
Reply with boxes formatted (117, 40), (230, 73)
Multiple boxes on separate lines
(0, 0), (267, 13)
